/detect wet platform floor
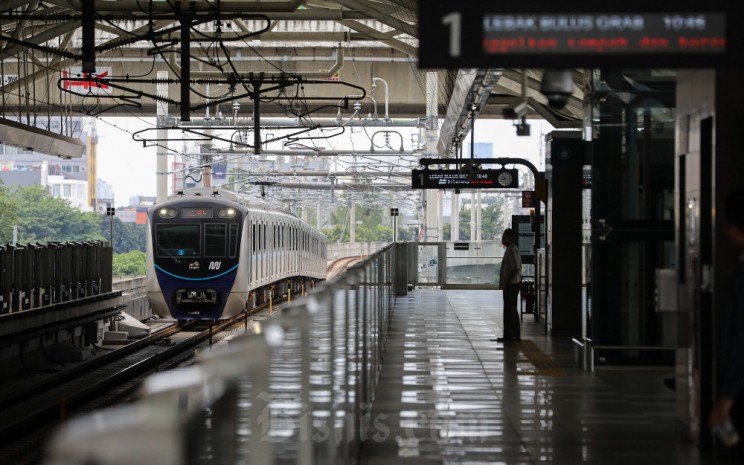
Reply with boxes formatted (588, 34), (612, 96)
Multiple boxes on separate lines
(359, 289), (717, 465)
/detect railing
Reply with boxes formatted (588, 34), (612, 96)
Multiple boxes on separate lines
(327, 241), (390, 260)
(572, 337), (675, 372)
(43, 244), (396, 465)
(0, 241), (113, 314)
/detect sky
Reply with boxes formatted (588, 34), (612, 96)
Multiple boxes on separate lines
(95, 116), (556, 208)
(96, 117), (158, 207)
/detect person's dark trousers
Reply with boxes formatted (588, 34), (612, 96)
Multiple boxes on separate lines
(503, 284), (521, 340)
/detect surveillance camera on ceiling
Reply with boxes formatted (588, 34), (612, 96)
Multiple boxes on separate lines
(540, 69), (574, 110)
(502, 100), (529, 119)
(515, 120), (530, 137)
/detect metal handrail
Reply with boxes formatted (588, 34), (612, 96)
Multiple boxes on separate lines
(572, 337), (675, 372)
(43, 244), (398, 465)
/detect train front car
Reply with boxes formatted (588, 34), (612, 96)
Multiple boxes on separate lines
(146, 195), (246, 320)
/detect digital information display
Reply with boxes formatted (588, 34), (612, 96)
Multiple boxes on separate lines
(483, 13), (725, 55)
(181, 207), (213, 219)
(412, 169), (519, 189)
(418, 1), (744, 68)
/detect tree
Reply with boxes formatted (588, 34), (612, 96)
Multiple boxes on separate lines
(322, 204), (394, 243)
(100, 216), (146, 253)
(11, 186), (103, 243)
(443, 196), (504, 241)
(112, 250), (146, 276)
(458, 206), (471, 239)
(0, 183), (19, 243)
(481, 200), (505, 240)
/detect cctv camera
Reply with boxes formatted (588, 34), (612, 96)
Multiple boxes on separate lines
(502, 100), (529, 119)
(515, 120), (531, 136)
(540, 69), (573, 109)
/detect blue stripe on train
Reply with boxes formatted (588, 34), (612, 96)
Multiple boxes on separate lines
(155, 267), (238, 320)
(154, 264), (239, 281)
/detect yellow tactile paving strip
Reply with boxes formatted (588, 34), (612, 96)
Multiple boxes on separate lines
(510, 339), (567, 377)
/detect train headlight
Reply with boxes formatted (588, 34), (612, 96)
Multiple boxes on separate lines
(218, 208), (237, 218)
(158, 208), (177, 218)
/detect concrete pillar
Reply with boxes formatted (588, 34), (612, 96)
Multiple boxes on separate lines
(452, 192), (460, 241)
(393, 243), (408, 296)
(476, 192), (482, 241)
(424, 71), (441, 242)
(350, 201), (356, 243)
(156, 70), (169, 202)
(470, 193), (477, 242)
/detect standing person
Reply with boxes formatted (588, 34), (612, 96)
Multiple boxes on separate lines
(709, 190), (744, 459)
(497, 228), (522, 342)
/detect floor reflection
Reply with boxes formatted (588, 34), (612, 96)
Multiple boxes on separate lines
(358, 289), (707, 465)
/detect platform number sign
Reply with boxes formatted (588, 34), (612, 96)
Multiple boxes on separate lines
(442, 12), (462, 58)
(419, 1), (744, 69)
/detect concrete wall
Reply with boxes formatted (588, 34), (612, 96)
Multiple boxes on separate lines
(327, 242), (390, 259)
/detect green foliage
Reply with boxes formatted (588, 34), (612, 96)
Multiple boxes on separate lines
(397, 226), (413, 241)
(458, 207), (471, 239)
(0, 186), (145, 253)
(481, 202), (505, 240)
(100, 216), (146, 253)
(323, 204), (394, 243)
(112, 250), (146, 276)
(0, 183), (19, 243)
(443, 197), (504, 241)
(6, 186), (104, 243)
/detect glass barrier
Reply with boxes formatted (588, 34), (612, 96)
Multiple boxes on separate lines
(43, 244), (396, 465)
(444, 241), (502, 286)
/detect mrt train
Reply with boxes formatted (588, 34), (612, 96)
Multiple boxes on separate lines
(145, 188), (326, 320)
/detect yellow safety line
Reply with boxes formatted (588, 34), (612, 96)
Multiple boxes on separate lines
(513, 340), (567, 377)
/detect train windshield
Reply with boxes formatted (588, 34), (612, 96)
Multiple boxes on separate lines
(156, 224), (200, 257)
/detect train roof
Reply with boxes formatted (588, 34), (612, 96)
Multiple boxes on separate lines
(167, 187), (293, 216)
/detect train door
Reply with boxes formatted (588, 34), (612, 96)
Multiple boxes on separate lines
(293, 225), (298, 276)
(251, 219), (257, 285)
(262, 218), (267, 283)
(257, 217), (263, 284)
(269, 219), (274, 280)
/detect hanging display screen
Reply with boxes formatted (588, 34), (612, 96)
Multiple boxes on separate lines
(418, 1), (743, 68)
(482, 13), (726, 56)
(412, 169), (519, 189)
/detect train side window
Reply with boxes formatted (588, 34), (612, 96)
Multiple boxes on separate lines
(204, 224), (227, 257)
(252, 224), (256, 252)
(229, 224), (239, 258)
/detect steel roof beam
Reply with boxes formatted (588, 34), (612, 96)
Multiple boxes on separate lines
(333, 0), (416, 38)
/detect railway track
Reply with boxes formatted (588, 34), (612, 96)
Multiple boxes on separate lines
(0, 303), (277, 465)
(326, 255), (364, 280)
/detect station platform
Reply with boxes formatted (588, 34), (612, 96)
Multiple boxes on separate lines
(41, 272), (730, 465)
(360, 289), (708, 465)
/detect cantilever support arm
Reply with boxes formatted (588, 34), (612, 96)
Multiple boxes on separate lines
(418, 157), (544, 250)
